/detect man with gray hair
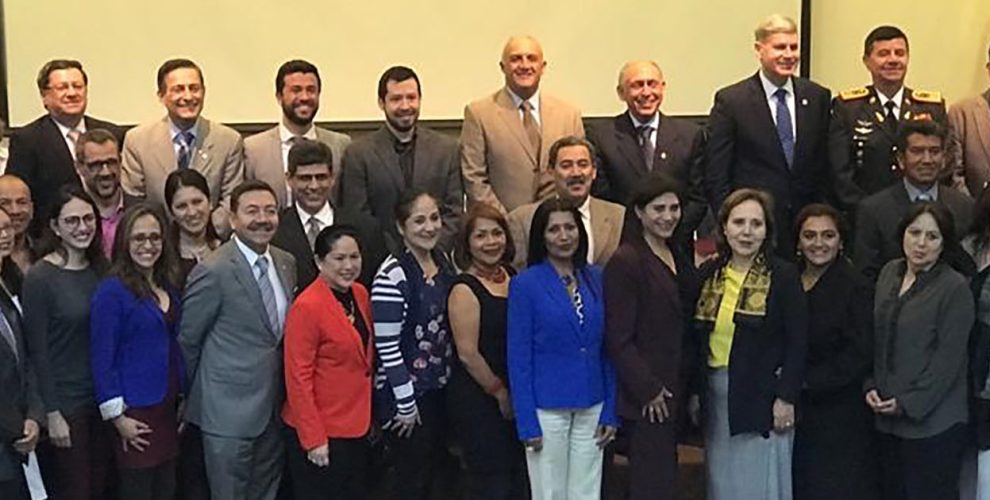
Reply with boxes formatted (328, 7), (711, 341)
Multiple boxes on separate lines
(705, 14), (831, 254)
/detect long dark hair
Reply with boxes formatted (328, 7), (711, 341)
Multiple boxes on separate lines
(164, 169), (220, 254)
(527, 198), (589, 269)
(897, 201), (975, 276)
(41, 185), (107, 272)
(454, 202), (515, 270)
(109, 204), (179, 300)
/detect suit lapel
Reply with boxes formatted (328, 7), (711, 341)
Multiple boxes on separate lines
(614, 114), (649, 176)
(152, 118), (179, 174)
(191, 118), (214, 171)
(589, 198), (611, 262)
(411, 129), (433, 188)
(976, 96), (990, 165)
(272, 250), (295, 306)
(42, 117), (74, 168)
(228, 245), (275, 336)
(865, 86), (896, 142)
(370, 128), (407, 194)
(495, 88), (538, 165)
(535, 264), (582, 337)
(317, 282), (371, 367)
(746, 74), (787, 169)
(653, 113), (683, 172)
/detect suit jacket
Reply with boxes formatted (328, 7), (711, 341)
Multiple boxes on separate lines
(7, 114), (124, 223)
(507, 262), (618, 440)
(461, 87), (585, 213)
(830, 85), (948, 210)
(282, 280), (374, 450)
(179, 241), (296, 438)
(604, 239), (699, 420)
(271, 204), (385, 290)
(243, 125), (352, 208)
(0, 290), (41, 481)
(689, 256), (808, 436)
(589, 112), (708, 235)
(122, 117), (244, 211)
(705, 73), (831, 253)
(508, 196), (624, 270)
(949, 91), (990, 196)
(338, 126), (463, 255)
(853, 182), (973, 280)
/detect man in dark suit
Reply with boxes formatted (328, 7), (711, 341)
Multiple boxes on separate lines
(0, 294), (42, 499)
(7, 59), (123, 228)
(854, 120), (971, 280)
(706, 14), (831, 254)
(338, 66), (462, 256)
(271, 140), (383, 289)
(588, 60), (707, 244)
(830, 26), (947, 212)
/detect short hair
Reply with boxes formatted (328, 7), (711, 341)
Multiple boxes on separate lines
(754, 14), (797, 41)
(794, 202), (849, 248)
(287, 139), (333, 176)
(864, 25), (909, 57)
(377, 66), (421, 101)
(75, 129), (119, 164)
(275, 59), (321, 94)
(109, 204), (179, 297)
(453, 203), (515, 270)
(628, 173), (684, 210)
(230, 180), (277, 213)
(393, 189), (439, 227)
(617, 60), (663, 88)
(527, 197), (589, 268)
(895, 119), (947, 153)
(156, 59), (204, 94)
(163, 169), (220, 245)
(715, 188), (777, 257)
(314, 224), (362, 260)
(36, 59), (87, 94)
(548, 136), (596, 169)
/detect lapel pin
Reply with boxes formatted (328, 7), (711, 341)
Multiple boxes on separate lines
(660, 151), (667, 160)
(801, 98), (808, 106)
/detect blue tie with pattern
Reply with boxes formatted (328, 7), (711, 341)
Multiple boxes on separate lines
(177, 131), (195, 169)
(255, 257), (279, 333)
(774, 88), (794, 168)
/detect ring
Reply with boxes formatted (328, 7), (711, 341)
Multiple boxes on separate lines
(784, 421), (793, 427)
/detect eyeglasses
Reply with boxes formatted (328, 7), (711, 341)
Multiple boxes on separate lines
(60, 213), (97, 228)
(130, 233), (163, 246)
(80, 158), (120, 173)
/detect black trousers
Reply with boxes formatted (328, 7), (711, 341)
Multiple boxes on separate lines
(118, 460), (177, 500)
(625, 418), (678, 500)
(384, 390), (447, 500)
(284, 427), (369, 500)
(877, 423), (967, 500)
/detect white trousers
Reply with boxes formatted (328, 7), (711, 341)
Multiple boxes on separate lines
(526, 403), (604, 500)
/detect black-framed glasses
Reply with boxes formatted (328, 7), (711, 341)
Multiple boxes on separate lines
(80, 158), (121, 173)
(60, 213), (97, 228)
(130, 233), (163, 246)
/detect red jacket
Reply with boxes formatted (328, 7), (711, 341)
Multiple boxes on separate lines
(282, 279), (374, 450)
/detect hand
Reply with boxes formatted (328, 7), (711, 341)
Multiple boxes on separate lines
(114, 415), (152, 452)
(687, 394), (701, 427)
(865, 389), (884, 413)
(865, 390), (899, 415)
(383, 409), (421, 439)
(494, 388), (514, 420)
(307, 443), (330, 467)
(595, 425), (618, 449)
(642, 387), (674, 424)
(772, 398), (795, 433)
(47, 411), (72, 448)
(876, 397), (899, 416)
(13, 419), (40, 454)
(524, 437), (543, 452)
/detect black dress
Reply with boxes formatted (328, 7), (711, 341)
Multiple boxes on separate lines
(446, 273), (527, 500)
(793, 259), (880, 500)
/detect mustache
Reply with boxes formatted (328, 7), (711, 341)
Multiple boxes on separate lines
(247, 222), (275, 232)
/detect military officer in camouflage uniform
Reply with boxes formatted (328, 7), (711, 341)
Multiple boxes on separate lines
(829, 25), (946, 212)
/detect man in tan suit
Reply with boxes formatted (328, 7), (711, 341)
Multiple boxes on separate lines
(509, 136), (624, 270)
(122, 58), (243, 230)
(949, 43), (990, 196)
(461, 35), (585, 214)
(244, 60), (351, 208)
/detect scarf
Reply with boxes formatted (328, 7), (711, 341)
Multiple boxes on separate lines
(694, 254), (772, 323)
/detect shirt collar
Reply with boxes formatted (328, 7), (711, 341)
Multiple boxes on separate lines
(169, 118), (199, 144)
(903, 178), (939, 201)
(295, 201), (334, 227)
(233, 234), (271, 268)
(52, 116), (86, 139)
(877, 86), (905, 110)
(279, 122), (317, 144)
(577, 196), (591, 219)
(507, 87), (541, 115)
(758, 70), (794, 101)
(100, 196), (126, 221)
(628, 111), (660, 130)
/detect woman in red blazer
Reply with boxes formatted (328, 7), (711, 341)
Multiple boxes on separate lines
(282, 224), (374, 500)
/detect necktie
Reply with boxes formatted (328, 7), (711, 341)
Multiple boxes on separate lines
(67, 129), (81, 160)
(254, 257), (280, 333)
(774, 88), (794, 168)
(884, 101), (898, 134)
(0, 313), (16, 363)
(306, 216), (321, 249)
(520, 101), (542, 164)
(177, 131), (195, 169)
(916, 192), (933, 202)
(638, 125), (655, 171)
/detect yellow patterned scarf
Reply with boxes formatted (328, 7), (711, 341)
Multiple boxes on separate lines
(694, 254), (772, 322)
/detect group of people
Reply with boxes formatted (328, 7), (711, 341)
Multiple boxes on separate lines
(5, 9), (990, 500)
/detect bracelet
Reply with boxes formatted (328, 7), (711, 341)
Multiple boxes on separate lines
(484, 378), (505, 396)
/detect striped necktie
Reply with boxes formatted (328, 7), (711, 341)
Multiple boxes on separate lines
(254, 257), (279, 332)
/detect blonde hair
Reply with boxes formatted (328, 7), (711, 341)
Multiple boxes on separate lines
(754, 14), (797, 41)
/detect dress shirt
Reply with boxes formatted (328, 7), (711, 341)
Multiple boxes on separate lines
(279, 122), (318, 171)
(53, 116), (87, 161)
(99, 197), (126, 258)
(878, 87), (905, 121)
(758, 71), (796, 138)
(0, 140), (8, 175)
(233, 235), (289, 330)
(628, 111), (660, 148)
(295, 201), (334, 234)
(903, 179), (939, 202)
(578, 196), (594, 264)
(168, 118), (199, 158)
(508, 88), (542, 127)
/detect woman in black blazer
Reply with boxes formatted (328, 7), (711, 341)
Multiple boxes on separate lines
(790, 203), (879, 500)
(604, 175), (698, 500)
(688, 188), (807, 500)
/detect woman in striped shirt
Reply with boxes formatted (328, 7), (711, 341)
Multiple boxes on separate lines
(371, 189), (456, 500)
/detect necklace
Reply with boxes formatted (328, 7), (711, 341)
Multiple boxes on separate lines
(334, 289), (356, 324)
(472, 263), (507, 284)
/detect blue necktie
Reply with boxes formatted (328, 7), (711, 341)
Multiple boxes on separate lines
(774, 88), (794, 168)
(177, 131), (195, 169)
(255, 257), (279, 333)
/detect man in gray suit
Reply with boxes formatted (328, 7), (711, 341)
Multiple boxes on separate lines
(338, 65), (462, 255)
(854, 119), (972, 280)
(179, 180), (296, 500)
(244, 60), (351, 208)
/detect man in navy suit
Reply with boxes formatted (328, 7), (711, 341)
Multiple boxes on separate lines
(705, 14), (831, 254)
(8, 60), (123, 228)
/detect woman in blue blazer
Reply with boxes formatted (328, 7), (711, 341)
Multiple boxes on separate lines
(508, 198), (618, 500)
(90, 204), (183, 500)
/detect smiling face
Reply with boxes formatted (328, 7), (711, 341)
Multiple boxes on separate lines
(723, 199), (767, 260)
(636, 192), (681, 242)
(319, 235), (362, 292)
(798, 215), (842, 268)
(0, 177), (34, 237)
(500, 36), (546, 99)
(42, 68), (88, 122)
(128, 214), (164, 273)
(864, 37), (908, 89)
(76, 140), (121, 202)
(467, 217), (507, 268)
(544, 210), (580, 262)
(230, 189), (279, 252)
(159, 67), (205, 127)
(278, 71), (320, 127)
(288, 163), (333, 215)
(756, 32), (800, 83)
(51, 197), (97, 253)
(0, 210), (14, 259)
(902, 212), (943, 271)
(618, 61), (665, 122)
(551, 144), (595, 203)
(397, 195), (441, 254)
(898, 132), (944, 189)
(169, 185), (210, 237)
(378, 78), (421, 133)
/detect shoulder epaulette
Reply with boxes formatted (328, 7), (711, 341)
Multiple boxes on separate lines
(910, 89), (942, 103)
(839, 87), (869, 101)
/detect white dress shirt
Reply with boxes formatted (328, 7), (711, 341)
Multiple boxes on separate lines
(507, 88), (542, 127)
(759, 71), (797, 138)
(629, 111), (660, 148)
(878, 87), (905, 121)
(578, 196), (594, 264)
(295, 201), (335, 235)
(234, 235), (289, 331)
(52, 117), (87, 161)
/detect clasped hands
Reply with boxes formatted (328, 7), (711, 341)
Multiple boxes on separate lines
(865, 389), (900, 416)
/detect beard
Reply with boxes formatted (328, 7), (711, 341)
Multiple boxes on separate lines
(282, 100), (318, 127)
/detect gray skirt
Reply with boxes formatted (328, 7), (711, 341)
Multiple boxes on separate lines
(705, 368), (793, 500)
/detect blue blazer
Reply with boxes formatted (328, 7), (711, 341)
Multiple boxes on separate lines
(507, 262), (618, 441)
(90, 278), (185, 416)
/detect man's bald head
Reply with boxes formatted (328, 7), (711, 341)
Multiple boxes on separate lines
(617, 60), (666, 122)
(0, 175), (33, 236)
(500, 35), (546, 99)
